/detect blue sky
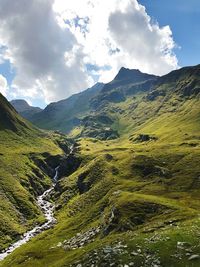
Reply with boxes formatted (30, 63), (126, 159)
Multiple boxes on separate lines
(0, 0), (200, 108)
(139, 0), (200, 67)
(0, 60), (15, 85)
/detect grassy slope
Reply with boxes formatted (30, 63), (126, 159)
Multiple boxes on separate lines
(1, 82), (200, 266)
(30, 83), (104, 133)
(29, 70), (156, 135)
(0, 94), (65, 250)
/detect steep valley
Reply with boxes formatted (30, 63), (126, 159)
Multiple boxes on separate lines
(1, 65), (200, 266)
(0, 93), (71, 253)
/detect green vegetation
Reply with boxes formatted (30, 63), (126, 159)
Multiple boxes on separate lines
(29, 83), (104, 133)
(2, 134), (200, 266)
(1, 66), (200, 266)
(0, 93), (67, 250)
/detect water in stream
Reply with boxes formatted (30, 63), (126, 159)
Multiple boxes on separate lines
(0, 167), (59, 261)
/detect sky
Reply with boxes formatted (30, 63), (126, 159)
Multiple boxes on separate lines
(139, 0), (200, 67)
(0, 0), (199, 108)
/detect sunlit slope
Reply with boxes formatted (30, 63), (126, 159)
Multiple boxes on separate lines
(1, 65), (200, 267)
(0, 93), (63, 250)
(2, 135), (200, 267)
(29, 83), (104, 133)
(26, 68), (157, 135)
(68, 65), (199, 141)
(2, 105), (200, 265)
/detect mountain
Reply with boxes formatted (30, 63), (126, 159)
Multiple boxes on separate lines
(0, 93), (68, 251)
(90, 68), (157, 109)
(115, 67), (156, 81)
(0, 95), (36, 133)
(28, 82), (104, 133)
(71, 65), (200, 141)
(10, 99), (42, 120)
(27, 69), (157, 139)
(23, 66), (200, 141)
(145, 65), (200, 101)
(1, 65), (200, 267)
(101, 67), (157, 93)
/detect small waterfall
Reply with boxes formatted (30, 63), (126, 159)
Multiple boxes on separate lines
(0, 166), (59, 261)
(0, 144), (74, 261)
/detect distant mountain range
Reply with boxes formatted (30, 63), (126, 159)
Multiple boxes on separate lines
(10, 99), (42, 120)
(10, 65), (200, 140)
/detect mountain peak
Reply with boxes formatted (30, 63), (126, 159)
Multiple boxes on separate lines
(10, 99), (30, 112)
(100, 67), (158, 94)
(10, 99), (42, 120)
(115, 67), (140, 80)
(114, 67), (157, 83)
(11, 99), (42, 112)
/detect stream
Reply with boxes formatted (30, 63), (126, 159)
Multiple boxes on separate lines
(0, 167), (59, 261)
(0, 145), (74, 261)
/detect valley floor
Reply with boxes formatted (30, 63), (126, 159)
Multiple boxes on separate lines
(1, 136), (200, 267)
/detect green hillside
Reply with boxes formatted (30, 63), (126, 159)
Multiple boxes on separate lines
(17, 69), (157, 135)
(69, 65), (200, 141)
(0, 93), (68, 250)
(29, 83), (104, 133)
(1, 65), (200, 267)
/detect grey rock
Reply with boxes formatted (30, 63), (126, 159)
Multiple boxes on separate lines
(188, 255), (200, 261)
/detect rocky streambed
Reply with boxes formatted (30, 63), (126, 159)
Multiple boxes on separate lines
(0, 145), (74, 261)
(0, 167), (59, 261)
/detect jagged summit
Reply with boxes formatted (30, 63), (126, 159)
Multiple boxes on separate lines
(114, 67), (157, 82)
(101, 67), (158, 94)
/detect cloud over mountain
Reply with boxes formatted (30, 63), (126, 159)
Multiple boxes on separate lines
(0, 0), (90, 103)
(0, 0), (178, 103)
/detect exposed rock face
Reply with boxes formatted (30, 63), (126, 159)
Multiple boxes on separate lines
(188, 255), (200, 261)
(80, 127), (119, 140)
(101, 67), (157, 93)
(146, 90), (166, 101)
(58, 154), (82, 178)
(60, 227), (101, 251)
(29, 153), (62, 179)
(78, 114), (119, 140)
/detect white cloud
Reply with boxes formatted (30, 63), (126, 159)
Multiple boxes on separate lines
(0, 74), (8, 96)
(0, 0), (90, 103)
(53, 0), (178, 83)
(0, 0), (178, 104)
(108, 0), (178, 75)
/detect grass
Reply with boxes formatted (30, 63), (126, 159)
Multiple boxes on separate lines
(0, 92), (67, 251)
(0, 128), (66, 250)
(1, 71), (200, 266)
(1, 133), (200, 266)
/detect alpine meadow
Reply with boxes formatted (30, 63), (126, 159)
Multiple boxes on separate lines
(0, 1), (200, 267)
